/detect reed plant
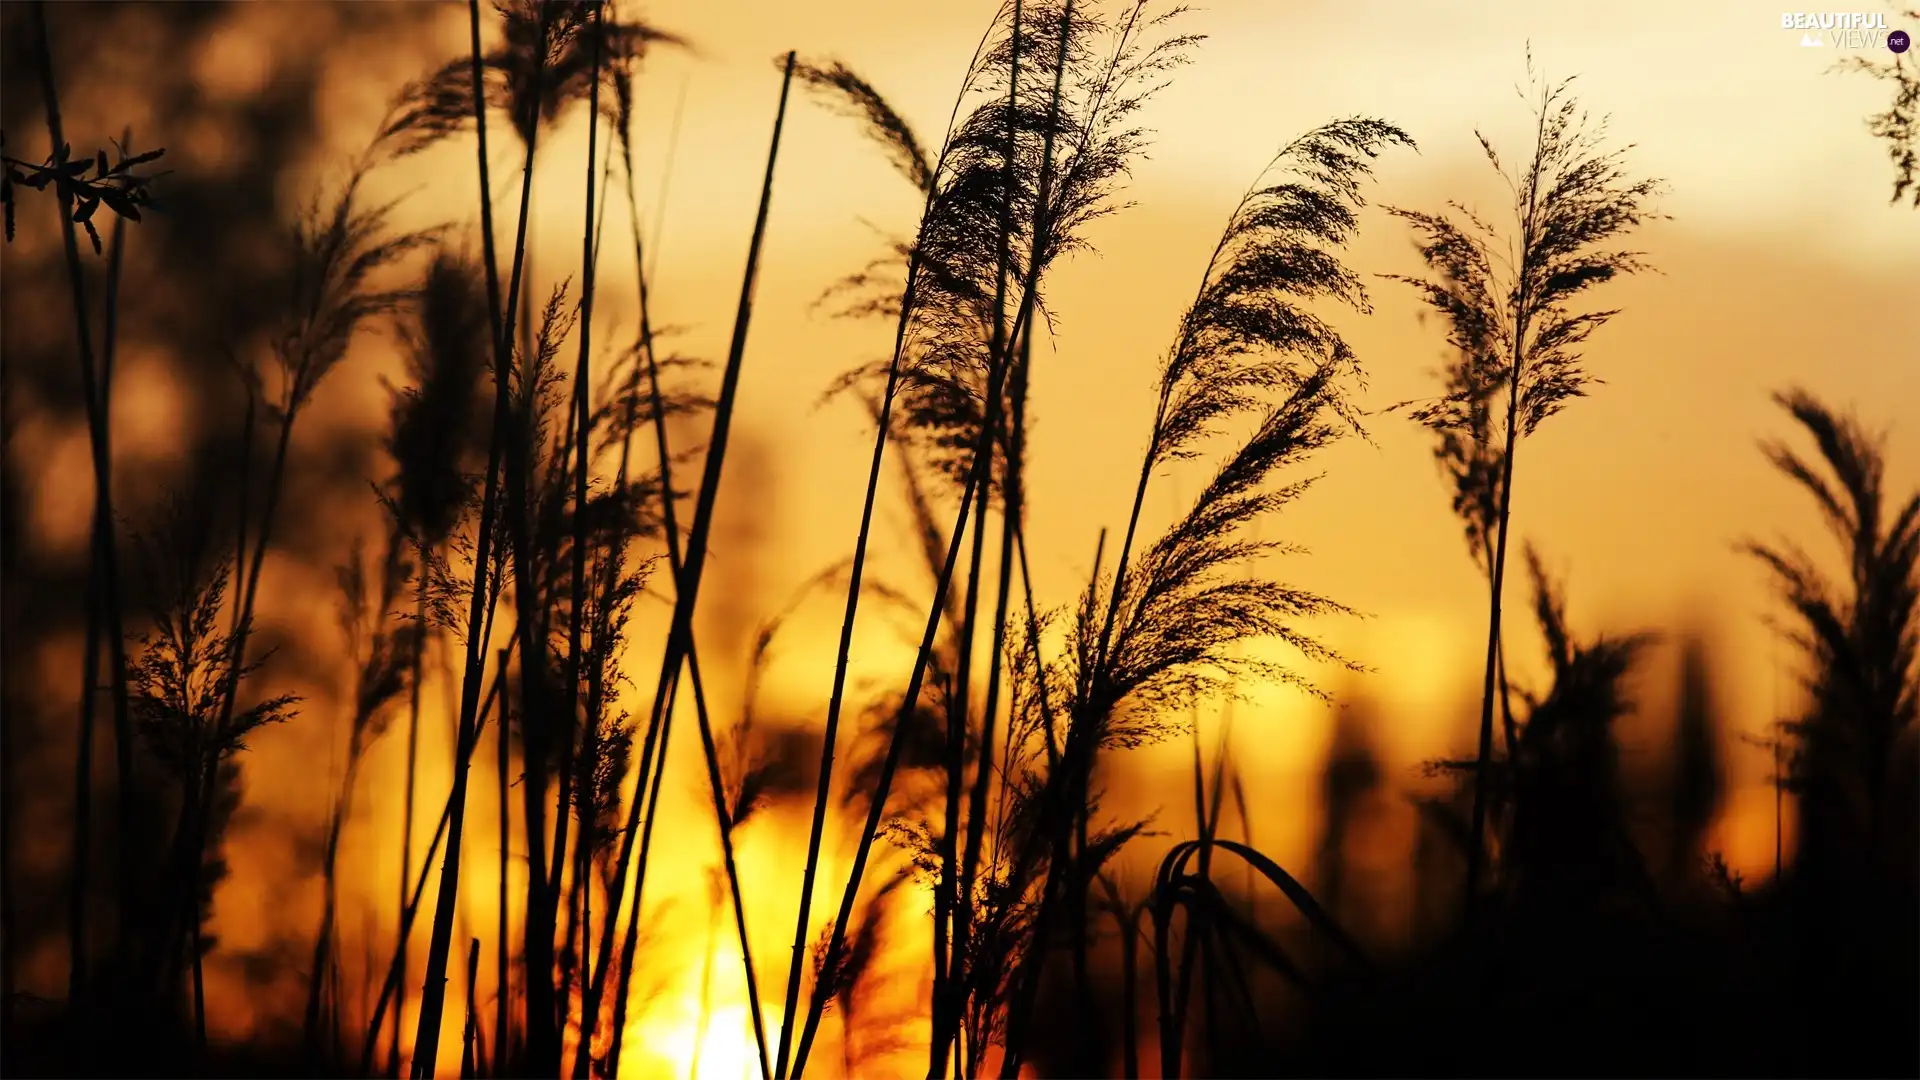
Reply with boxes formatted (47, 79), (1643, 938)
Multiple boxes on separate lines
(1385, 62), (1663, 915)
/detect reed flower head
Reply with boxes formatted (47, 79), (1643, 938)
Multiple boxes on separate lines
(124, 485), (300, 780)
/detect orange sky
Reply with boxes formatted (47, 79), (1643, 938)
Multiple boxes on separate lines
(444, 0), (1920, 870)
(316, 4), (1914, 1068)
(11, 1), (1918, 1072)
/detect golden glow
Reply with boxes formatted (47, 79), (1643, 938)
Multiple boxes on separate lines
(8, 0), (1916, 1072)
(623, 1003), (760, 1080)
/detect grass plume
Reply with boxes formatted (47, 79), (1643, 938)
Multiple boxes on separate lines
(1386, 56), (1663, 915)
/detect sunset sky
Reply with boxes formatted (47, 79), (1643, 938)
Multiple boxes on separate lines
(9, 0), (1917, 1071)
(393, 0), (1920, 871)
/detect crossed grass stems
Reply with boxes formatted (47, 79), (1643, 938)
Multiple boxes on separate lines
(9, 0), (1917, 1077)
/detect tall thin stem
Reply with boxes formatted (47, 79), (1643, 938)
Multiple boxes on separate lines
(771, 15), (995, 1073)
(410, 0), (530, 1069)
(596, 128), (692, 1076)
(583, 110), (689, 1079)
(1464, 99), (1552, 922)
(602, 667), (679, 1080)
(584, 51), (798, 1080)
(360, 639), (515, 1075)
(393, 585), (425, 1078)
(460, 938), (481, 1079)
(576, 93), (692, 1079)
(934, 8), (1022, 1069)
(787, 115), (1075, 1063)
(689, 639), (774, 1080)
(494, 643), (513, 1076)
(952, 4), (1074, 1064)
(32, 1), (133, 1022)
(549, 0), (605, 971)
(793, 4), (1113, 1059)
(792, 414), (994, 1078)
(69, 208), (126, 1013)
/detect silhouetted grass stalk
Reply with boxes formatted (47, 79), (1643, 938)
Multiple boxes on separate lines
(797, 0), (1113, 1058)
(576, 63), (687, 1075)
(494, 641), (512, 1076)
(772, 116), (945, 1080)
(1744, 388), (1919, 875)
(460, 937), (481, 1078)
(949, 3), (1081, 1068)
(1461, 125), (1538, 925)
(1385, 68), (1661, 919)
(772, 18), (1002, 1078)
(544, 6), (605, 1045)
(791, 390), (996, 1077)
(31, 0), (135, 1019)
(1004, 112), (1413, 1075)
(598, 202), (695, 1080)
(582, 50), (797, 1080)
(68, 200), (127, 1015)
(933, 5), (1025, 1073)
(787, 12), (1097, 1040)
(361, 638), (515, 1073)
(393, 581), (425, 1076)
(410, 0), (540, 1071)
(1167, 708), (1233, 1069)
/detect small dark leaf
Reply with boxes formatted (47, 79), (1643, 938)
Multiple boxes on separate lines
(74, 196), (100, 224)
(22, 169), (55, 191)
(99, 188), (140, 222)
(82, 217), (101, 255)
(96, 149), (109, 178)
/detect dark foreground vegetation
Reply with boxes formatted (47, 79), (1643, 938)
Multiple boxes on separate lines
(2, 1), (1916, 1077)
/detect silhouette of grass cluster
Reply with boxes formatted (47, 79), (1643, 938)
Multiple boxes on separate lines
(0, 2), (1914, 1080)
